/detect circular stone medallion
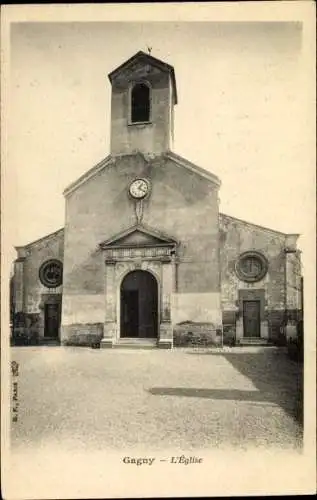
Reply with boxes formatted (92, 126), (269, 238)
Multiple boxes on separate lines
(235, 252), (268, 283)
(39, 259), (63, 288)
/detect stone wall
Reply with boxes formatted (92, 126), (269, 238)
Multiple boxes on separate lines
(12, 229), (64, 340)
(286, 249), (302, 313)
(219, 213), (294, 342)
(110, 65), (174, 156)
(62, 153), (221, 344)
(62, 323), (104, 346)
(173, 322), (222, 347)
(12, 204), (302, 347)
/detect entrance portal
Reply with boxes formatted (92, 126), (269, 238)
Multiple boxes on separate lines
(44, 303), (60, 338)
(243, 300), (261, 337)
(120, 270), (158, 338)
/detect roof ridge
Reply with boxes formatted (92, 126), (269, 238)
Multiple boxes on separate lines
(15, 227), (65, 250)
(108, 50), (174, 80)
(166, 150), (221, 187)
(63, 154), (113, 197)
(219, 212), (294, 236)
(108, 50), (178, 105)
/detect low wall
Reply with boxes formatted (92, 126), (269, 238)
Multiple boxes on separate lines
(61, 323), (104, 346)
(173, 322), (222, 347)
(11, 312), (40, 345)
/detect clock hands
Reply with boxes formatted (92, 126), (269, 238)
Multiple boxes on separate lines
(130, 178), (150, 199)
(138, 183), (147, 194)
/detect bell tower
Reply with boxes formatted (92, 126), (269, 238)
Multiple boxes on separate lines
(108, 51), (178, 156)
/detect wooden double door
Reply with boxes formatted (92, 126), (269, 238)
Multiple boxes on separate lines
(243, 300), (261, 338)
(44, 303), (61, 338)
(120, 270), (158, 339)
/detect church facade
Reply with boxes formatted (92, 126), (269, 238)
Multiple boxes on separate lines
(11, 51), (302, 348)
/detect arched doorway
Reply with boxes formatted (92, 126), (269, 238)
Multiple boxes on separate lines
(120, 270), (158, 338)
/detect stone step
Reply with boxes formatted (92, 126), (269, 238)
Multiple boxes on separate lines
(239, 337), (271, 346)
(38, 338), (60, 346)
(114, 338), (158, 349)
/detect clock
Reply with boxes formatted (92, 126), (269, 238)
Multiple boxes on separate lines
(129, 178), (150, 199)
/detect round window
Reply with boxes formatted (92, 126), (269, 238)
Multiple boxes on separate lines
(235, 252), (268, 283)
(39, 259), (63, 288)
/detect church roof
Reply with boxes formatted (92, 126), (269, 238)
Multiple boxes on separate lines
(219, 213), (299, 238)
(63, 151), (221, 197)
(63, 155), (113, 197)
(166, 151), (221, 187)
(15, 227), (64, 251)
(108, 50), (178, 105)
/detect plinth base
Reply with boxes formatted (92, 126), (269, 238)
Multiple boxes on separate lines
(100, 338), (114, 348)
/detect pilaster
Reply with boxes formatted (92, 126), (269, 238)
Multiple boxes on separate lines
(102, 261), (117, 348)
(13, 258), (25, 313)
(159, 261), (173, 348)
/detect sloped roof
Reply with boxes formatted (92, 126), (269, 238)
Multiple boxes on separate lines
(63, 155), (113, 197)
(108, 50), (178, 105)
(63, 151), (221, 197)
(219, 212), (298, 237)
(15, 228), (64, 251)
(166, 151), (221, 187)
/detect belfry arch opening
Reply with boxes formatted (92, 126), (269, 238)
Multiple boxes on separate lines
(131, 83), (151, 123)
(120, 270), (158, 339)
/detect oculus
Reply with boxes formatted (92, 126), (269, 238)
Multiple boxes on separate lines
(39, 259), (63, 288)
(235, 252), (268, 283)
(129, 178), (151, 199)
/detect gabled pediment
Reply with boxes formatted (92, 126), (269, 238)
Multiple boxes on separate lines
(99, 224), (178, 250)
(166, 151), (221, 187)
(108, 51), (178, 104)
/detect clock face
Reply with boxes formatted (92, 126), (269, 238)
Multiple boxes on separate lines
(129, 178), (150, 199)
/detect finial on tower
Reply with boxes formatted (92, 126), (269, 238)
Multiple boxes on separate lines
(147, 46), (152, 55)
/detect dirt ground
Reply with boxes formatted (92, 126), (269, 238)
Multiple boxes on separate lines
(10, 345), (303, 451)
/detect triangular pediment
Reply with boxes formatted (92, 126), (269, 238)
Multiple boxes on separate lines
(108, 51), (173, 79)
(115, 60), (162, 82)
(108, 51), (178, 104)
(99, 224), (178, 249)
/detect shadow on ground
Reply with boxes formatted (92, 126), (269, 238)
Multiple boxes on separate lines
(150, 349), (303, 425)
(149, 387), (287, 404)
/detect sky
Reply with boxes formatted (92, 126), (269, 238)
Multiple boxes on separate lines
(5, 20), (314, 272)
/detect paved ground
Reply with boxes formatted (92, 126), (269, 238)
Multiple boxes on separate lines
(10, 346), (303, 451)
